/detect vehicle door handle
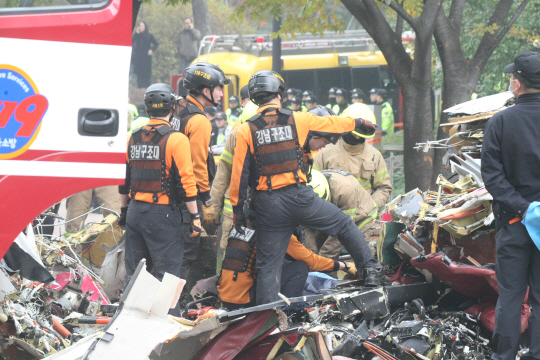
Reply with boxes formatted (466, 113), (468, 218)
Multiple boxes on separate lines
(78, 108), (119, 136)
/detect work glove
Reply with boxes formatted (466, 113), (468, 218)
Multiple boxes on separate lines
(343, 261), (357, 276)
(202, 199), (216, 225)
(118, 207), (128, 228)
(189, 213), (202, 238)
(353, 118), (376, 137)
(233, 212), (247, 235)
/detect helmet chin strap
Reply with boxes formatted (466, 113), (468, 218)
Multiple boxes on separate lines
(200, 86), (218, 107)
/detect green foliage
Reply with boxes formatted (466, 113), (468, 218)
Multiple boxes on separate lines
(475, 1), (540, 95)
(431, 0), (540, 95)
(135, 0), (256, 84)
(231, 0), (346, 39)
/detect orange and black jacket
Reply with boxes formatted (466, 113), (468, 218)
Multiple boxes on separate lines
(119, 119), (198, 204)
(179, 95), (212, 199)
(229, 105), (357, 213)
(217, 235), (338, 305)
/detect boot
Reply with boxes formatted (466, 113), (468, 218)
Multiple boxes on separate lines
(363, 267), (392, 287)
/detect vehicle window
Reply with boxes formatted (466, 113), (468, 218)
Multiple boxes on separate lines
(0, 0), (108, 14)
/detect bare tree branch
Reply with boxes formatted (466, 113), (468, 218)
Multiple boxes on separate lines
(384, 0), (419, 33)
(472, 0), (530, 65)
(341, 0), (413, 84)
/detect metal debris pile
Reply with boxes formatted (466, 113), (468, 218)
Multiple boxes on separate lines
(0, 211), (125, 359)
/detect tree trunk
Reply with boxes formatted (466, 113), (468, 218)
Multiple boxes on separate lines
(341, 0), (439, 191)
(402, 83), (435, 191)
(192, 0), (212, 38)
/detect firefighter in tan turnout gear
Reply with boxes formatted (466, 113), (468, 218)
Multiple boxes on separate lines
(306, 169), (378, 260)
(313, 105), (392, 249)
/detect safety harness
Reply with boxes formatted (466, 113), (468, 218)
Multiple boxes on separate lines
(175, 97), (216, 183)
(128, 124), (176, 204)
(247, 107), (305, 191)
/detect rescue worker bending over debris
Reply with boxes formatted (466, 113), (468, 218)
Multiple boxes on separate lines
(230, 70), (390, 305)
(314, 106), (392, 246)
(306, 169), (377, 260)
(481, 50), (540, 360)
(175, 62), (232, 280)
(218, 230), (353, 310)
(119, 83), (201, 315)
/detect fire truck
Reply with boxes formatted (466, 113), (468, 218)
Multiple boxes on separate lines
(0, 0), (134, 257)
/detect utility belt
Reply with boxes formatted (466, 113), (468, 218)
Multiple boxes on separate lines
(255, 182), (307, 194)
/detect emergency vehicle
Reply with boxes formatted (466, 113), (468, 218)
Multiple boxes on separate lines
(0, 0), (134, 257)
(171, 30), (408, 147)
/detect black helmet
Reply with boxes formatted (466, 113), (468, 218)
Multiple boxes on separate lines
(248, 70), (287, 105)
(328, 87), (338, 95)
(308, 105), (339, 144)
(144, 83), (176, 117)
(290, 96), (302, 105)
(183, 62), (232, 106)
(302, 90), (314, 97)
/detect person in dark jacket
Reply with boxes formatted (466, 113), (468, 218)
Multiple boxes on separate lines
(481, 50), (540, 360)
(177, 18), (201, 73)
(131, 21), (159, 88)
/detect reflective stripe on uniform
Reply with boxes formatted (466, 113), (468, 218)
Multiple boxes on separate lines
(373, 167), (390, 185)
(221, 149), (233, 165)
(224, 199), (233, 213)
(343, 208), (356, 220)
(357, 178), (371, 190)
(357, 201), (378, 229)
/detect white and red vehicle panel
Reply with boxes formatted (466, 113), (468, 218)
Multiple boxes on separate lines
(0, 0), (132, 257)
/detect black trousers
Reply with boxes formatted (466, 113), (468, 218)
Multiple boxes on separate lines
(180, 200), (203, 281)
(124, 201), (185, 315)
(492, 222), (540, 360)
(281, 260), (310, 298)
(253, 184), (376, 305)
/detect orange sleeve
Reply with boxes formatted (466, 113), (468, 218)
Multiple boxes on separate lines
(286, 235), (337, 272)
(295, 112), (356, 137)
(229, 123), (254, 211)
(168, 133), (198, 201)
(185, 114), (212, 195)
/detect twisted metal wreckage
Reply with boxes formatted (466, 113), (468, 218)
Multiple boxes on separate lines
(0, 92), (533, 359)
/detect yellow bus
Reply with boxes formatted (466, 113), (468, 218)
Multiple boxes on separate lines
(171, 30), (406, 145)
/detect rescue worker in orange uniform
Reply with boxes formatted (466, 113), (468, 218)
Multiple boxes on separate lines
(229, 70), (390, 305)
(174, 62), (232, 280)
(119, 83), (201, 315)
(218, 231), (353, 310)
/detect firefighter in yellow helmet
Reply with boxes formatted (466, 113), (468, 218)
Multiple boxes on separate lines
(306, 169), (379, 259)
(314, 104), (393, 248)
